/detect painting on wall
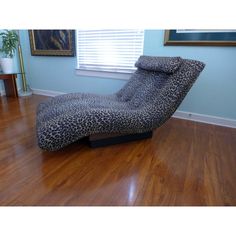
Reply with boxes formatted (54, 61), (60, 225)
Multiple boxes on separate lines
(164, 30), (236, 46)
(29, 30), (75, 56)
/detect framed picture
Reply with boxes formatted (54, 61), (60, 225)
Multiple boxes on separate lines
(164, 30), (236, 46)
(29, 30), (76, 56)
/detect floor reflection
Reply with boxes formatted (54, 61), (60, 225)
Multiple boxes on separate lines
(37, 143), (142, 205)
(128, 176), (137, 204)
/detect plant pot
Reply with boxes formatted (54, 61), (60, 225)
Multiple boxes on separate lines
(0, 58), (14, 74)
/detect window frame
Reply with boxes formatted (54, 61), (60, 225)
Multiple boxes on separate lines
(76, 29), (144, 80)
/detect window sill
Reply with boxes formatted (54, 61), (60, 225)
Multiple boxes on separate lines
(76, 69), (133, 80)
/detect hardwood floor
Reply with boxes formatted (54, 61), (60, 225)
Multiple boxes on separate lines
(0, 95), (236, 206)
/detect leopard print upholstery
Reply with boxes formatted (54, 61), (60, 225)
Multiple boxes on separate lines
(135, 56), (182, 73)
(36, 56), (205, 151)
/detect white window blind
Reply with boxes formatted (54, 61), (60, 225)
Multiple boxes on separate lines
(77, 29), (144, 73)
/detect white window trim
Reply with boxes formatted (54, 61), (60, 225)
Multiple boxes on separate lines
(75, 69), (133, 80)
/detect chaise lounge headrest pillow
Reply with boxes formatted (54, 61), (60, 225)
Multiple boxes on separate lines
(135, 56), (183, 74)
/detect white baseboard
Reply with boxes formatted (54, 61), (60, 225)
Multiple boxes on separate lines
(32, 88), (66, 97)
(23, 88), (236, 129)
(1, 88), (64, 97)
(173, 111), (236, 128)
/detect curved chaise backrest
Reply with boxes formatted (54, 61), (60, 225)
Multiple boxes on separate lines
(116, 56), (205, 127)
(151, 58), (205, 126)
(116, 56), (185, 104)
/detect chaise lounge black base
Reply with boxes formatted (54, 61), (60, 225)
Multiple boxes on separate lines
(36, 56), (205, 151)
(88, 131), (153, 148)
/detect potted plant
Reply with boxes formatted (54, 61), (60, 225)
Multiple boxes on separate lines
(0, 30), (19, 73)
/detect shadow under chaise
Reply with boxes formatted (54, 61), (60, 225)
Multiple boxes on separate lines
(36, 56), (205, 151)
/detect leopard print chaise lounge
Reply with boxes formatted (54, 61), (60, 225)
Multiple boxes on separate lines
(36, 56), (205, 151)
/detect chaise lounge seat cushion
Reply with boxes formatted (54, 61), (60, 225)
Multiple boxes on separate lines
(36, 56), (205, 151)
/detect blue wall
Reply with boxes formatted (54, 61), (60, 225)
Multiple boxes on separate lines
(18, 30), (236, 119)
(19, 30), (126, 95)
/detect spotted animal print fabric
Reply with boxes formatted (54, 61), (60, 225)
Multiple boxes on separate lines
(36, 56), (205, 151)
(134, 56), (183, 73)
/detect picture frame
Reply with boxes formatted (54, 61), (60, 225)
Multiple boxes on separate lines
(29, 30), (76, 56)
(164, 30), (236, 46)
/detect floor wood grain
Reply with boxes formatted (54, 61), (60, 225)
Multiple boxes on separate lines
(0, 95), (236, 206)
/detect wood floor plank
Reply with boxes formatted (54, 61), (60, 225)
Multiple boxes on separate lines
(0, 95), (235, 206)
